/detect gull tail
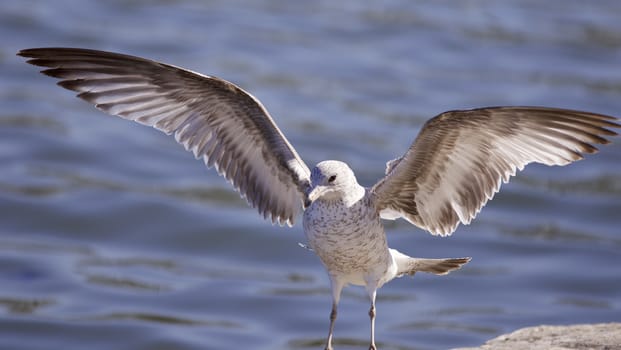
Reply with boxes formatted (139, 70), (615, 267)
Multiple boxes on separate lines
(390, 249), (471, 276)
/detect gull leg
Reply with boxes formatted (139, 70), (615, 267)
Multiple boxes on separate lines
(325, 277), (344, 350)
(363, 277), (379, 350)
(367, 289), (377, 350)
(325, 301), (337, 350)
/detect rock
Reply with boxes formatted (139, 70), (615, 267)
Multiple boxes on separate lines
(453, 323), (621, 350)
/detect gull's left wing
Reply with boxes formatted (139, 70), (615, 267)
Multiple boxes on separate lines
(371, 107), (619, 236)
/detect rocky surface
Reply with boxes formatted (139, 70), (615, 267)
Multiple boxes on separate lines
(453, 323), (621, 350)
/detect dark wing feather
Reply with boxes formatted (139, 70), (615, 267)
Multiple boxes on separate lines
(19, 47), (311, 226)
(372, 107), (619, 236)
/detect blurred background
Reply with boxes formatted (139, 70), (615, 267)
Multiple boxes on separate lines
(1, 1), (620, 349)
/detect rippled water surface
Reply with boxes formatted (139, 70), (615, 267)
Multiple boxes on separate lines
(1, 1), (621, 349)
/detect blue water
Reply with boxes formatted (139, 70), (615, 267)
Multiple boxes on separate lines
(1, 1), (620, 349)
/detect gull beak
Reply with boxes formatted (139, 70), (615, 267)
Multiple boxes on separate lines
(306, 185), (329, 206)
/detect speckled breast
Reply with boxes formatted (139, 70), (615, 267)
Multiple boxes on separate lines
(302, 195), (391, 274)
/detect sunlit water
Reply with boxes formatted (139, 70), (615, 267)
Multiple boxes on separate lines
(1, 1), (620, 349)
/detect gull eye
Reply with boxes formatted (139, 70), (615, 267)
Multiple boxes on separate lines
(328, 175), (337, 183)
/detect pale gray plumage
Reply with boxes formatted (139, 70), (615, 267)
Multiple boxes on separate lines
(19, 47), (620, 350)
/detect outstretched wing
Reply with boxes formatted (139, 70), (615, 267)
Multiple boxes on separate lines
(19, 47), (311, 226)
(372, 107), (619, 236)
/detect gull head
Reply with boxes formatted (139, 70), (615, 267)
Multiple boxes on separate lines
(306, 160), (363, 205)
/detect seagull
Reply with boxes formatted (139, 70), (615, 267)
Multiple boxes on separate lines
(19, 47), (619, 350)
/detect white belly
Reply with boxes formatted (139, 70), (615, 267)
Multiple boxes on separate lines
(302, 196), (392, 284)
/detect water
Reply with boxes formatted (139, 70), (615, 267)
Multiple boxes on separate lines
(1, 1), (621, 349)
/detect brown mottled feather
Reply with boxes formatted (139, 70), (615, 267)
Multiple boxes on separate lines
(19, 47), (311, 226)
(372, 107), (619, 236)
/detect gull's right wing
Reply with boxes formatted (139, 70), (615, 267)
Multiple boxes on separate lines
(19, 47), (311, 226)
